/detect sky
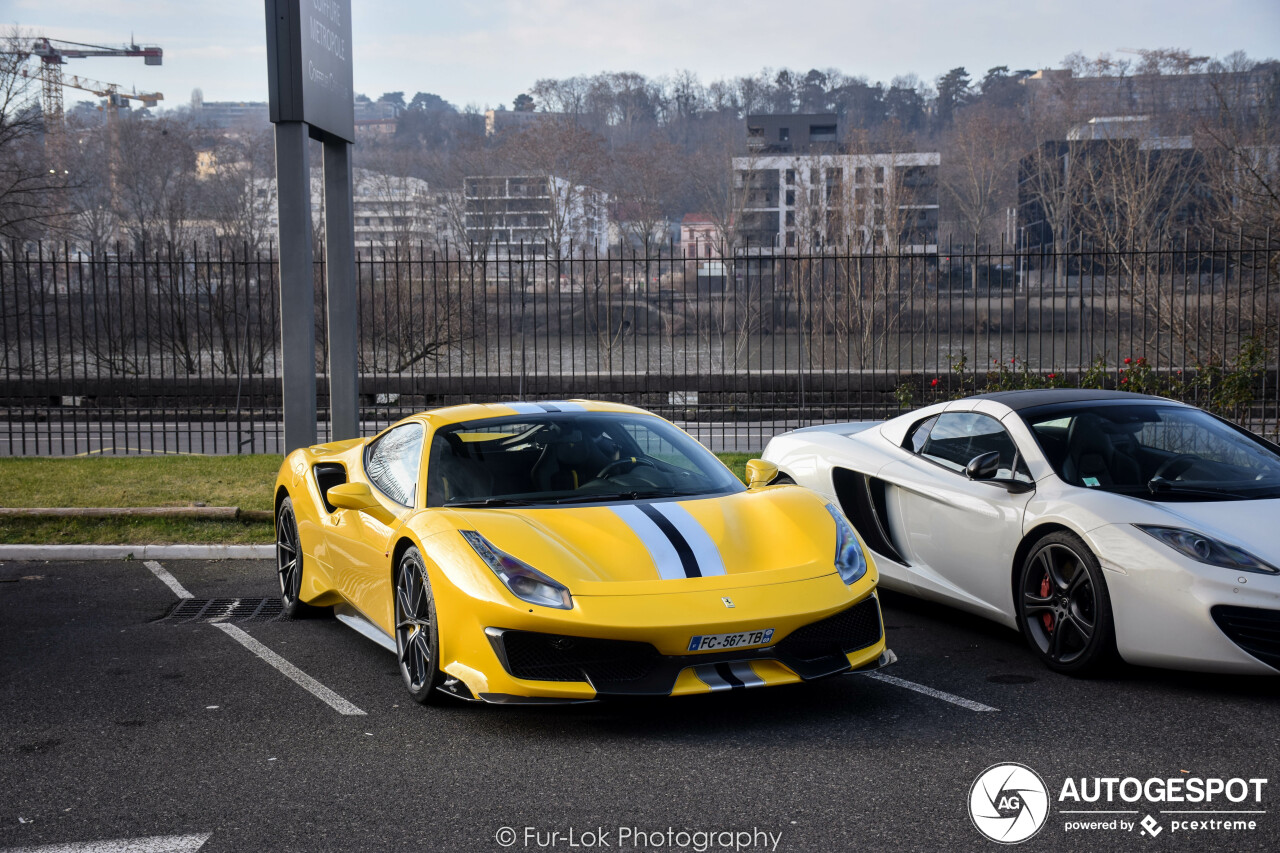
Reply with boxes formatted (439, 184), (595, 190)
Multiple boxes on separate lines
(3, 0), (1279, 112)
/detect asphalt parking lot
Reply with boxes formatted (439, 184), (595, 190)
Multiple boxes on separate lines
(2, 559), (1278, 853)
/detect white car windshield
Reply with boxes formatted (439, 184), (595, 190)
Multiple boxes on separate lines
(424, 413), (744, 507)
(1025, 404), (1280, 501)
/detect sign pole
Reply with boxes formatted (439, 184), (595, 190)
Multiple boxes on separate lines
(266, 0), (356, 452)
(324, 139), (359, 441)
(274, 119), (318, 451)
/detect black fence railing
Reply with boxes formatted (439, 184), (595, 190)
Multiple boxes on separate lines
(2, 235), (1276, 456)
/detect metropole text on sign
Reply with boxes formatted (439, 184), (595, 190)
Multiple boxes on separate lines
(265, 0), (355, 142)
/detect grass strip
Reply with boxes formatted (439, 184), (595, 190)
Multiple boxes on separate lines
(1, 452), (762, 546)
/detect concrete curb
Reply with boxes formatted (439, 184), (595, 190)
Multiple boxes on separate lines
(0, 507), (274, 521)
(0, 544), (274, 560)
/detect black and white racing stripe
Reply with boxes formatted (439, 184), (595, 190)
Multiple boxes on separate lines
(611, 502), (727, 580)
(504, 400), (587, 414)
(694, 662), (766, 691)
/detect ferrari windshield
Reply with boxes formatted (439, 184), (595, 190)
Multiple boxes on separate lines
(1024, 403), (1280, 501)
(425, 412), (744, 507)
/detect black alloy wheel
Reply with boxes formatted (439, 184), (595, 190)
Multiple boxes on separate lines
(276, 497), (324, 618)
(1017, 531), (1116, 675)
(395, 546), (443, 704)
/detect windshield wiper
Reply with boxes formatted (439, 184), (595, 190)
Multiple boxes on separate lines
(443, 497), (536, 508)
(549, 488), (706, 504)
(1146, 478), (1252, 500)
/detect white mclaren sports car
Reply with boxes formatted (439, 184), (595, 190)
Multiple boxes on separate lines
(762, 390), (1280, 675)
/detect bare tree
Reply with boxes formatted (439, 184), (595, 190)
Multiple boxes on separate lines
(358, 249), (474, 373)
(345, 150), (434, 258)
(0, 30), (69, 240)
(1073, 130), (1203, 264)
(609, 140), (680, 253)
(687, 121), (754, 248)
(61, 116), (118, 249)
(202, 128), (278, 252)
(114, 115), (203, 249)
(1197, 59), (1280, 236)
(818, 124), (931, 369)
(501, 118), (609, 257)
(940, 104), (1023, 252)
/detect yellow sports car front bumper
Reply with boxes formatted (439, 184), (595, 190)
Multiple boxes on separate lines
(431, 569), (891, 703)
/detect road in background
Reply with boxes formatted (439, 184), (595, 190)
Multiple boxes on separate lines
(0, 419), (853, 457)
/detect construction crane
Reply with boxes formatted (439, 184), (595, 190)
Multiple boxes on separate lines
(1, 34), (163, 183)
(56, 72), (163, 111)
(26, 37), (163, 124)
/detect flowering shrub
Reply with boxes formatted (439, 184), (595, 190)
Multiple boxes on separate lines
(894, 336), (1270, 417)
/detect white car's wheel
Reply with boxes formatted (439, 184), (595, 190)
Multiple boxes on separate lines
(1017, 531), (1116, 675)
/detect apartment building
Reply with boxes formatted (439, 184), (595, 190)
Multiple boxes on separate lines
(1016, 115), (1209, 252)
(731, 152), (941, 252)
(462, 175), (609, 255)
(680, 214), (723, 259)
(745, 113), (842, 155)
(484, 109), (568, 137)
(347, 170), (434, 248)
(1021, 63), (1280, 130)
(255, 168), (438, 249)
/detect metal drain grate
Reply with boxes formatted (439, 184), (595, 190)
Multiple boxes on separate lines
(156, 597), (285, 624)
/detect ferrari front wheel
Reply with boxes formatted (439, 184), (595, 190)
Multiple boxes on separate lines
(394, 546), (443, 704)
(276, 497), (324, 619)
(1016, 531), (1116, 675)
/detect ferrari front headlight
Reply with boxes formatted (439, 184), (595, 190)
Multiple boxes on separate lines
(827, 504), (868, 585)
(1134, 525), (1278, 575)
(460, 530), (574, 609)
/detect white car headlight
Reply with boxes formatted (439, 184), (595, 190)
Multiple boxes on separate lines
(460, 530), (574, 609)
(827, 504), (868, 585)
(1134, 525), (1278, 575)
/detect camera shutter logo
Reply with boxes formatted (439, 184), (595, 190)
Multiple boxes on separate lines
(969, 763), (1050, 844)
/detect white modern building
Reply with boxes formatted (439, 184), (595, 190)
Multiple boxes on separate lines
(731, 152), (941, 253)
(462, 175), (610, 256)
(346, 170), (434, 248)
(254, 169), (439, 249)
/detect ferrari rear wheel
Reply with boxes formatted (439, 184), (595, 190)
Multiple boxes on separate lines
(276, 497), (324, 619)
(394, 546), (443, 704)
(1017, 531), (1116, 675)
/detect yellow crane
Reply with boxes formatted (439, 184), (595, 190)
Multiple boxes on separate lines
(3, 35), (163, 185)
(18, 36), (164, 124)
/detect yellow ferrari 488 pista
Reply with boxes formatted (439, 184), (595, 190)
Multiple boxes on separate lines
(273, 400), (893, 705)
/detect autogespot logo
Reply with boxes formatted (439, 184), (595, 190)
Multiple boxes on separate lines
(969, 763), (1051, 844)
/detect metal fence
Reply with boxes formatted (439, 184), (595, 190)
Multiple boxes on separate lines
(2, 234), (1277, 456)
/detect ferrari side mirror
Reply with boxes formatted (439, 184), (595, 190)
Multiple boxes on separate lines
(327, 481), (378, 510)
(965, 451), (1002, 481)
(745, 459), (780, 489)
(327, 482), (397, 524)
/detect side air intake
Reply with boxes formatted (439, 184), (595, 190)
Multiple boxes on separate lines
(831, 467), (908, 566)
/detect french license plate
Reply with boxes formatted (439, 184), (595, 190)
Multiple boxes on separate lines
(688, 628), (774, 652)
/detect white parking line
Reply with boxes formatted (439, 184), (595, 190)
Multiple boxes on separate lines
(863, 672), (999, 712)
(212, 623), (367, 716)
(0, 833), (210, 853)
(143, 560), (365, 716)
(143, 560), (193, 600)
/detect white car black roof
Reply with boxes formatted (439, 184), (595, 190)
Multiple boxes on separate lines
(968, 389), (1173, 412)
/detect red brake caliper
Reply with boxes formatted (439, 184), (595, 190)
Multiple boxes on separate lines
(1040, 573), (1054, 632)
